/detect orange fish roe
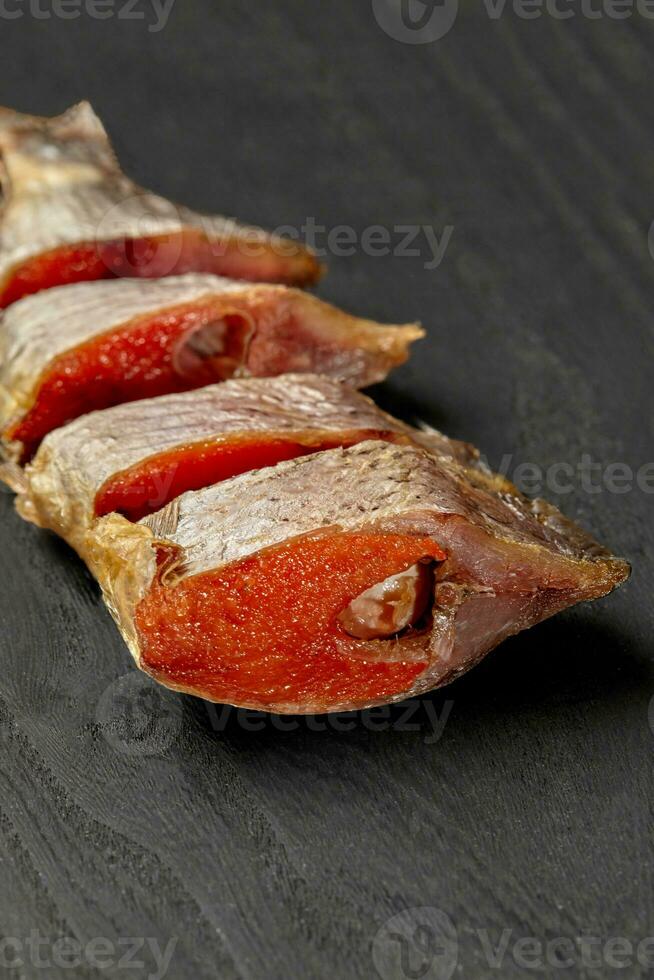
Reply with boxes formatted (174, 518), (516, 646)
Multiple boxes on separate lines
(0, 230), (317, 309)
(6, 302), (251, 461)
(135, 532), (446, 712)
(95, 432), (396, 523)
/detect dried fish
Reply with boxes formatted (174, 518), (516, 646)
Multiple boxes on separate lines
(84, 442), (629, 714)
(0, 102), (320, 308)
(0, 275), (423, 460)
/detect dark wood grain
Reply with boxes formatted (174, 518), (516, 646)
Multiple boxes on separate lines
(0, 2), (652, 978)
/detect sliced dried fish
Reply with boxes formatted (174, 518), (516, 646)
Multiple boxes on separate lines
(83, 442), (629, 714)
(0, 275), (423, 460)
(0, 102), (320, 307)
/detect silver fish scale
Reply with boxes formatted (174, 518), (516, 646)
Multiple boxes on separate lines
(144, 441), (624, 582)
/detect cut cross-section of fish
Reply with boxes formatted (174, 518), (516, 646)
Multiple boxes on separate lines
(0, 102), (320, 307)
(85, 442), (630, 715)
(13, 375), (474, 547)
(0, 275), (424, 461)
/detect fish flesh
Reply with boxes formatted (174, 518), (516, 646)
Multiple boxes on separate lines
(14, 374), (475, 545)
(0, 102), (320, 308)
(0, 275), (423, 461)
(85, 441), (629, 714)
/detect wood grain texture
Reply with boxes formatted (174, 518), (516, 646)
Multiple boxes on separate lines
(0, 2), (652, 978)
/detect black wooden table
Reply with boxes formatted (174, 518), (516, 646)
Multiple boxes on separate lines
(0, 3), (652, 978)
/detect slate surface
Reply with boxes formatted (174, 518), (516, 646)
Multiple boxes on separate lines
(0, 2), (652, 978)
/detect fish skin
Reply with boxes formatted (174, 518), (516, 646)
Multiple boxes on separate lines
(0, 102), (320, 300)
(17, 374), (473, 546)
(0, 274), (424, 458)
(85, 441), (630, 713)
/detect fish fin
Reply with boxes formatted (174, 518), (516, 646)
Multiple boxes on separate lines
(0, 101), (118, 180)
(142, 497), (181, 539)
(0, 101), (108, 142)
(0, 455), (26, 494)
